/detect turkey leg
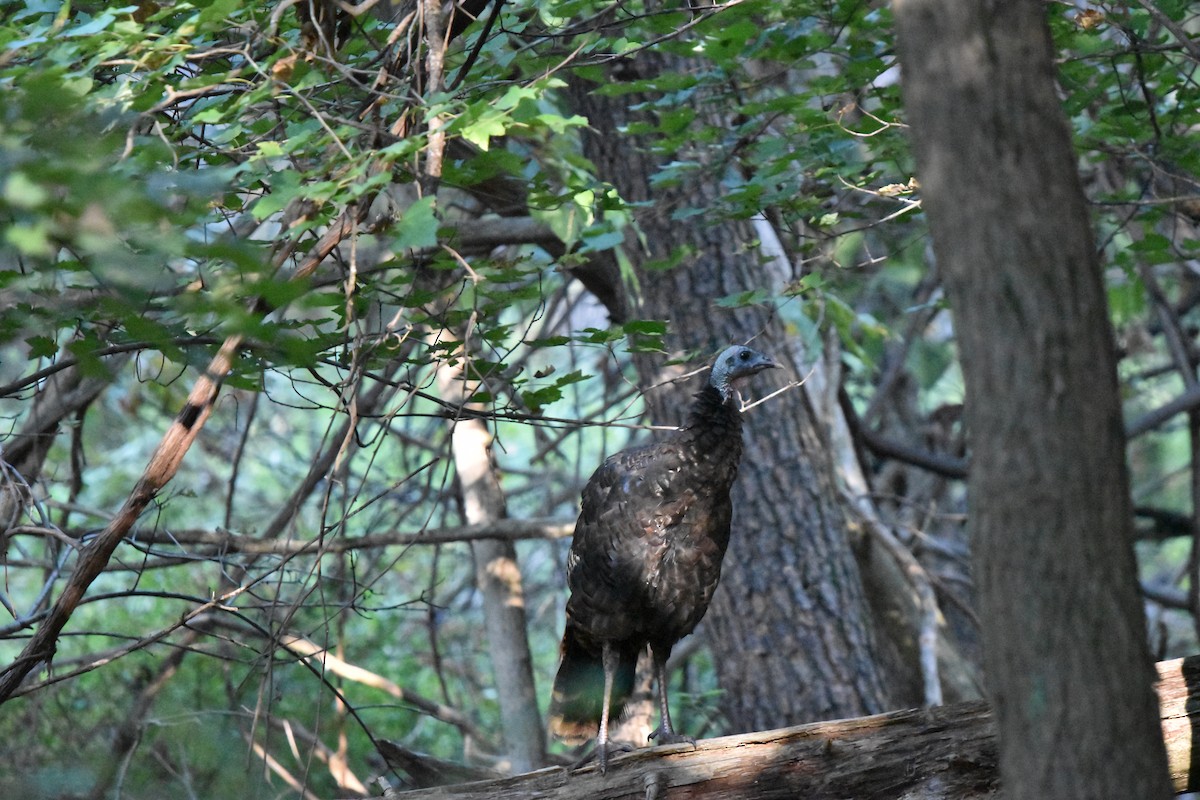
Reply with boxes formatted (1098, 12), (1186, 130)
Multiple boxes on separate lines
(648, 644), (696, 747)
(596, 641), (618, 773)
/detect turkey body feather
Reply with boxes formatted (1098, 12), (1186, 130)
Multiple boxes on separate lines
(547, 345), (777, 771)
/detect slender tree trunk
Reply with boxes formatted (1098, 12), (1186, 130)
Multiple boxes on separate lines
(437, 361), (546, 772)
(569, 50), (895, 730)
(894, 1), (1172, 797)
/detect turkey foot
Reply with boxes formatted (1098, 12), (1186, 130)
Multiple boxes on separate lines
(648, 726), (696, 748)
(571, 740), (635, 773)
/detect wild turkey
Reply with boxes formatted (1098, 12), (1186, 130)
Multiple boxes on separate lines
(547, 344), (778, 772)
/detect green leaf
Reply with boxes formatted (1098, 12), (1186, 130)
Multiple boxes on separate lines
(65, 336), (113, 379)
(461, 111), (509, 151)
(198, 0), (241, 26)
(394, 196), (439, 250)
(256, 141), (285, 159)
(521, 385), (561, 415)
(61, 10), (119, 38)
(5, 223), (52, 256)
(527, 335), (571, 347)
(579, 326), (625, 344)
(250, 170), (303, 221)
(622, 319), (665, 335)
(1108, 278), (1145, 325)
(580, 225), (625, 253)
(24, 334), (58, 358)
(538, 112), (588, 134)
(4, 172), (50, 208)
(715, 289), (771, 308)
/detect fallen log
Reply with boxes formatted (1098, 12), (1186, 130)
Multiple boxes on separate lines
(375, 655), (1200, 799)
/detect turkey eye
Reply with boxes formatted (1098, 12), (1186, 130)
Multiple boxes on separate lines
(739, 351), (750, 360)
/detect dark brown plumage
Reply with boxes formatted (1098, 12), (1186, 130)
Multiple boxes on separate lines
(548, 344), (777, 772)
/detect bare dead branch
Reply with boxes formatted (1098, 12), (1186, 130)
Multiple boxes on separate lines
(115, 517), (572, 555)
(263, 715), (370, 796)
(0, 145), (391, 700)
(245, 730), (324, 800)
(2, 586), (252, 698)
(278, 632), (490, 743)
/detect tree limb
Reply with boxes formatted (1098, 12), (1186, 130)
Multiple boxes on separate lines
(0, 337), (242, 701)
(365, 655), (1200, 799)
(840, 390), (969, 479)
(24, 517), (573, 555)
(1127, 383), (1200, 438)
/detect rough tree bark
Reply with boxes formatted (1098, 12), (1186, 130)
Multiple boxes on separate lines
(894, 1), (1172, 797)
(568, 50), (897, 730)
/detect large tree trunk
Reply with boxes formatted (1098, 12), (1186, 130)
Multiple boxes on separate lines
(894, 1), (1172, 797)
(568, 50), (896, 730)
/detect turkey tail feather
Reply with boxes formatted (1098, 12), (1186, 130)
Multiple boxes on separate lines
(547, 626), (637, 744)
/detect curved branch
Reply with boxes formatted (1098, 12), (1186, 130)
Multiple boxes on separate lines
(839, 389), (969, 479)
